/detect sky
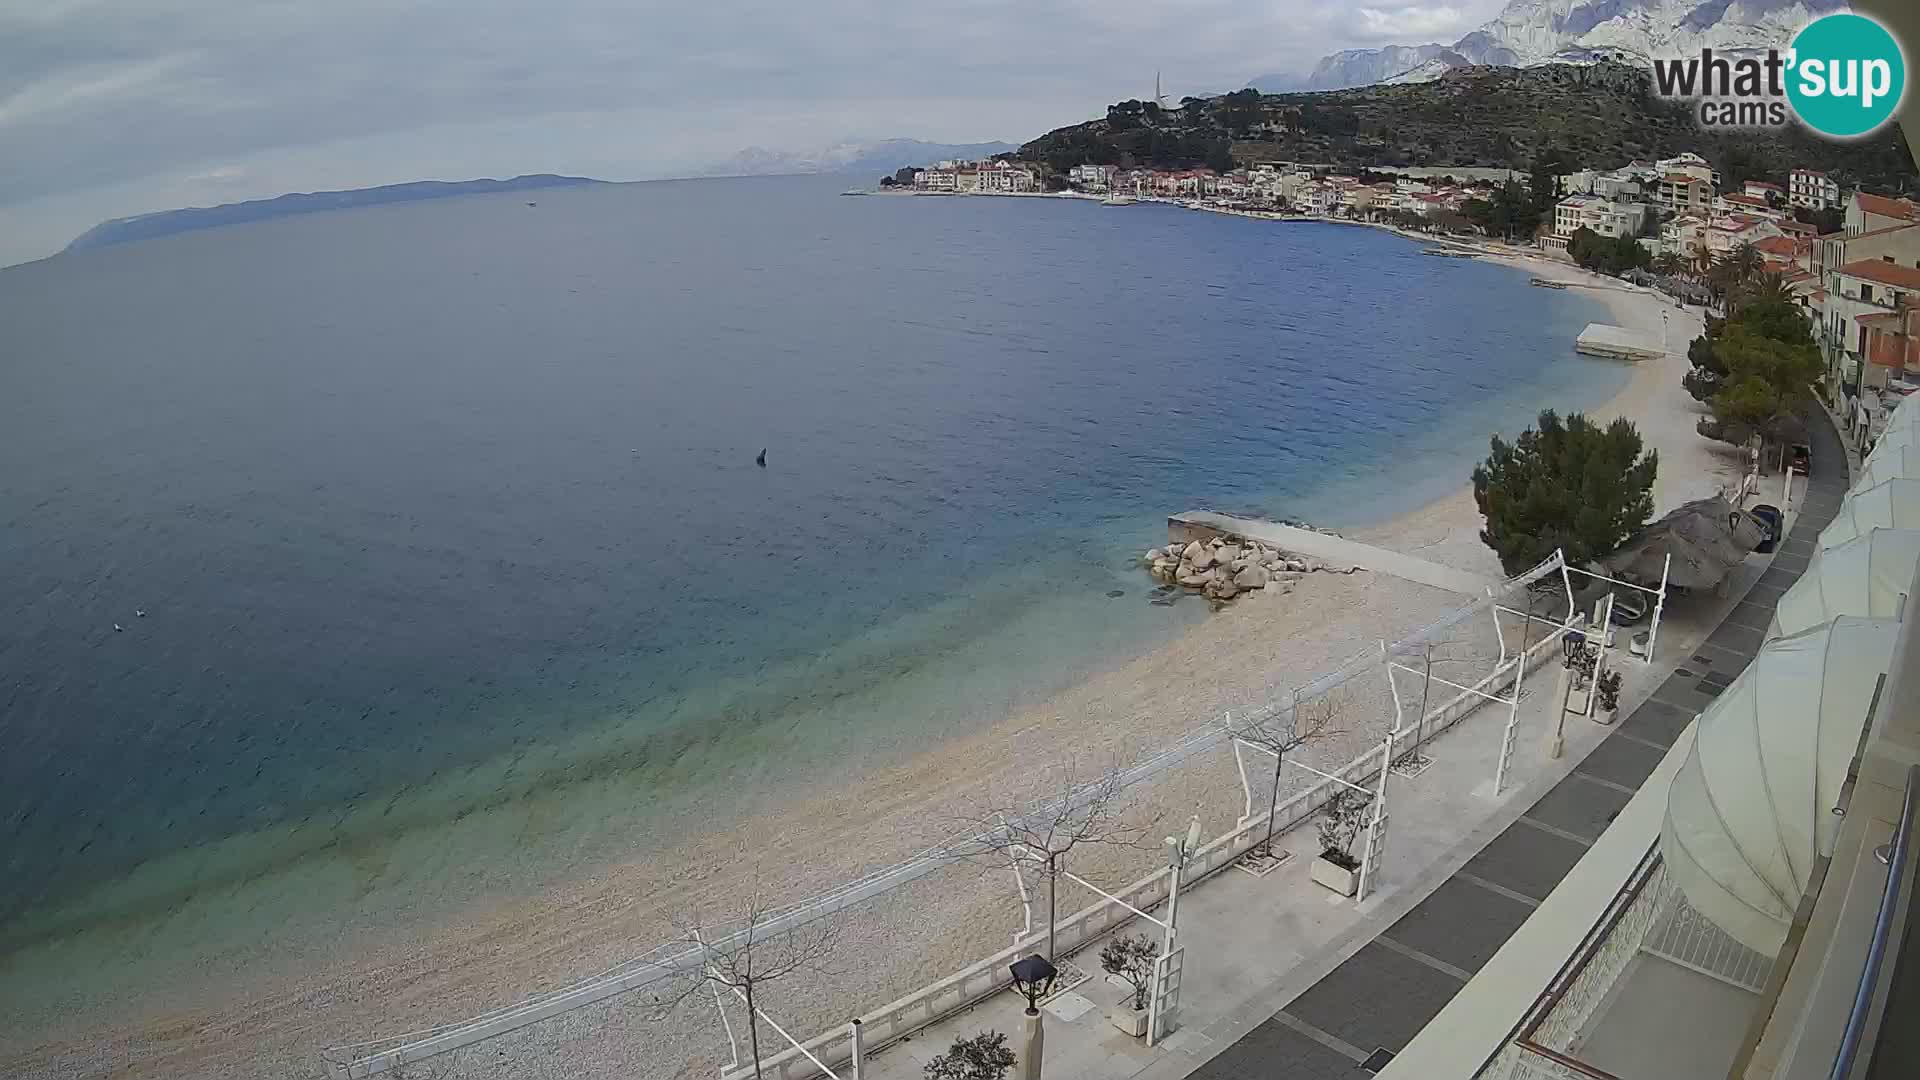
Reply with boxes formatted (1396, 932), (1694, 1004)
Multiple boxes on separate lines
(0, 0), (1506, 266)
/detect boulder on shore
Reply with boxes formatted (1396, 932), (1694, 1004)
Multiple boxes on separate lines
(1235, 564), (1269, 589)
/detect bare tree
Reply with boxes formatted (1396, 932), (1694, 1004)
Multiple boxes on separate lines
(950, 763), (1154, 964)
(1229, 688), (1343, 861)
(651, 886), (842, 1080)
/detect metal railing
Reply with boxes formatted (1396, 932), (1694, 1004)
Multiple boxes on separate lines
(1829, 763), (1919, 1080)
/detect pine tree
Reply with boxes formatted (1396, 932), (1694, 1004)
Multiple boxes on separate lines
(1471, 411), (1658, 575)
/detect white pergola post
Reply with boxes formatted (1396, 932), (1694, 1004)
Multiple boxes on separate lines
(1495, 637), (1529, 795)
(1645, 554), (1672, 665)
(1381, 638), (1406, 736)
(1357, 735), (1393, 900)
(724, 985), (843, 1080)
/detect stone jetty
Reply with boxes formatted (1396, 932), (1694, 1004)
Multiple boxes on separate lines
(1141, 536), (1319, 603)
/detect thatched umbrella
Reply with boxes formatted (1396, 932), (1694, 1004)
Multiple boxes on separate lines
(1604, 495), (1766, 590)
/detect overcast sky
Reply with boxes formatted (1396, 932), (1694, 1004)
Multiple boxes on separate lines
(0, 1), (1505, 266)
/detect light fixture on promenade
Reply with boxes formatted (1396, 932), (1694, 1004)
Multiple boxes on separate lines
(1008, 953), (1058, 1080)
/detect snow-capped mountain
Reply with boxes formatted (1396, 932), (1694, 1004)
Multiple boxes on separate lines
(1260, 0), (1849, 92)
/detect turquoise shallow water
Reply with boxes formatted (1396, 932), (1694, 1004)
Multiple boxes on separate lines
(0, 176), (1621, 972)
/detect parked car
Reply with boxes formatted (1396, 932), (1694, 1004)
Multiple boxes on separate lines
(1790, 444), (1811, 476)
(1750, 503), (1783, 553)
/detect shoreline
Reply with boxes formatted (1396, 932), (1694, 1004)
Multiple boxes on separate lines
(0, 206), (1734, 1080)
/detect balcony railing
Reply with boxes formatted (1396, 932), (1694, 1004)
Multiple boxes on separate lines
(1829, 763), (1918, 1080)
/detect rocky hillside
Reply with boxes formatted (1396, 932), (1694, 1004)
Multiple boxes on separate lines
(1021, 63), (1915, 193)
(1252, 0), (1847, 92)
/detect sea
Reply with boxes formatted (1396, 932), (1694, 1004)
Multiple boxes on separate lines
(0, 174), (1620, 1001)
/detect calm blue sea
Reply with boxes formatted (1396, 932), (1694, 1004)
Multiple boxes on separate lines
(0, 175), (1618, 965)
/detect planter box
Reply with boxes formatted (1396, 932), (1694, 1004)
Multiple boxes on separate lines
(1597, 706), (1618, 725)
(1310, 854), (1359, 897)
(1108, 1004), (1148, 1037)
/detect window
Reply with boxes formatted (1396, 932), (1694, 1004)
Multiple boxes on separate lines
(1863, 284), (1876, 304)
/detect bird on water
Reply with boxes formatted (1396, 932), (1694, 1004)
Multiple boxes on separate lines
(755, 449), (767, 468)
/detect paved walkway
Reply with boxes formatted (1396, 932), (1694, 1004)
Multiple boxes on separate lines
(1168, 512), (1497, 597)
(1181, 408), (1849, 1080)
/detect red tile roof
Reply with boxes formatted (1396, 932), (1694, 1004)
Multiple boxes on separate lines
(1746, 181), (1785, 192)
(1779, 220), (1818, 235)
(1838, 258), (1920, 289)
(1722, 193), (1771, 208)
(1857, 192), (1919, 221)
(1754, 236), (1799, 257)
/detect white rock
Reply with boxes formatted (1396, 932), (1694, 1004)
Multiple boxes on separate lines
(1181, 540), (1205, 562)
(1235, 565), (1269, 588)
(1190, 547), (1217, 570)
(1217, 545), (1240, 565)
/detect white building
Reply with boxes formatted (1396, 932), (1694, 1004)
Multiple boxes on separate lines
(1656, 172), (1714, 215)
(976, 161), (1034, 193)
(1068, 164), (1114, 190)
(1790, 168), (1841, 210)
(1551, 194), (1649, 242)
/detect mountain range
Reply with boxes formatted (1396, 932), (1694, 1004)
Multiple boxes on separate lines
(1247, 0), (1849, 92)
(63, 175), (603, 253)
(696, 138), (1018, 179)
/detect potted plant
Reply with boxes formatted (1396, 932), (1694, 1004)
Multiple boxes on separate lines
(925, 1030), (1017, 1080)
(1310, 789), (1370, 897)
(1595, 670), (1622, 724)
(1098, 934), (1160, 1037)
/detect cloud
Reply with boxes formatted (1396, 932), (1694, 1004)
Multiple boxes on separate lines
(1353, 5), (1476, 41)
(0, 0), (1499, 265)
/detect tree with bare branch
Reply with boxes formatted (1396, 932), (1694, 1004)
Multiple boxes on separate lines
(651, 888), (842, 1080)
(1229, 688), (1343, 861)
(950, 763), (1154, 964)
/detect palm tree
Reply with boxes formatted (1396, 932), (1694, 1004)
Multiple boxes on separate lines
(1739, 269), (1795, 311)
(1652, 252), (1685, 277)
(1725, 240), (1763, 282)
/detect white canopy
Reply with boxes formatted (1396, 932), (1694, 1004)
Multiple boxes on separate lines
(1820, 478), (1920, 549)
(1661, 616), (1900, 955)
(1883, 391), (1920, 431)
(1867, 418), (1920, 462)
(1851, 444), (1920, 491)
(1768, 528), (1920, 639)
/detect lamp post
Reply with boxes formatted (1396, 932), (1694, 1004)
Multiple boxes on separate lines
(1009, 954), (1058, 1080)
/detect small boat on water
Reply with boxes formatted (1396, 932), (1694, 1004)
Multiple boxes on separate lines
(1530, 278), (1571, 289)
(1101, 195), (1136, 206)
(840, 188), (874, 196)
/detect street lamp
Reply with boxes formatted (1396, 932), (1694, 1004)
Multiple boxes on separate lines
(1008, 954), (1057, 1080)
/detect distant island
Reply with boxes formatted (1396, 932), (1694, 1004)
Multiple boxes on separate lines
(63, 174), (605, 253)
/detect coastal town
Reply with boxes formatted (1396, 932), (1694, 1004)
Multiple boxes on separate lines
(895, 151), (1920, 461)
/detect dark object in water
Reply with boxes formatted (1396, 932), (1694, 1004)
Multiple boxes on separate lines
(526, 201), (537, 207)
(1150, 596), (1177, 606)
(1107, 589), (1125, 598)
(755, 449), (767, 467)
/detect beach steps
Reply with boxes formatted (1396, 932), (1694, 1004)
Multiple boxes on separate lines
(1168, 511), (1497, 597)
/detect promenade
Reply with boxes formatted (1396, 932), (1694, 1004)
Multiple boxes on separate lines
(853, 411), (1843, 1080)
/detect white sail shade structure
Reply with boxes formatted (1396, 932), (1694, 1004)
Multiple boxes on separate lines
(1865, 416), (1920, 463)
(1768, 528), (1920, 639)
(1819, 478), (1920, 549)
(1661, 617), (1900, 955)
(1851, 445), (1920, 490)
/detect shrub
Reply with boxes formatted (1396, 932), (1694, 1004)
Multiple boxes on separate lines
(926, 1031), (1018, 1080)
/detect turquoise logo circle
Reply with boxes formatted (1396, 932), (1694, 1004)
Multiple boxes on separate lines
(1786, 13), (1906, 139)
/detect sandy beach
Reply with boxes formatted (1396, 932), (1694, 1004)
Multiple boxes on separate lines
(0, 238), (1740, 1080)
